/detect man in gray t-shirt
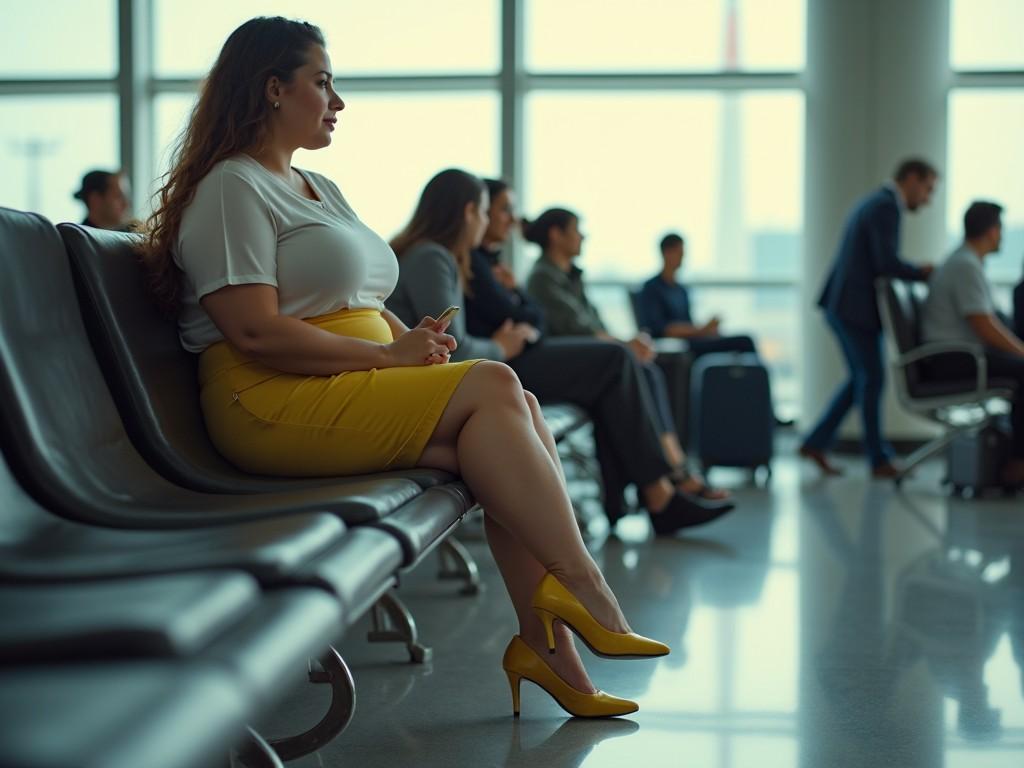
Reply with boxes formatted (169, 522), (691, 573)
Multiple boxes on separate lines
(922, 201), (1024, 485)
(921, 244), (995, 345)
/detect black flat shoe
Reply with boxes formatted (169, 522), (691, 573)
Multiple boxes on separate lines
(647, 492), (735, 536)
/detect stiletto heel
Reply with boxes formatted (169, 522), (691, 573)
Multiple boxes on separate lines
(531, 573), (670, 659)
(501, 636), (637, 718)
(506, 669), (522, 716)
(534, 608), (557, 653)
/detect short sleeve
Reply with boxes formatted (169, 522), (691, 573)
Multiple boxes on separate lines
(952, 262), (994, 317)
(175, 168), (279, 300)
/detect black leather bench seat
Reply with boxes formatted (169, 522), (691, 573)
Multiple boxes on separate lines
(0, 661), (249, 768)
(0, 571), (261, 662)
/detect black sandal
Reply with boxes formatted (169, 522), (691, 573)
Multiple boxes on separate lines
(670, 466), (732, 502)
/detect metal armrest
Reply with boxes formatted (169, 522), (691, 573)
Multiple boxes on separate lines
(896, 342), (988, 393)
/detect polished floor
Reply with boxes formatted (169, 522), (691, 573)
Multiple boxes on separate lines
(268, 448), (1024, 767)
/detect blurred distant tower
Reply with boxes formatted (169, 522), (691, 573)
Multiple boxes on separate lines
(9, 138), (60, 213)
(714, 0), (745, 273)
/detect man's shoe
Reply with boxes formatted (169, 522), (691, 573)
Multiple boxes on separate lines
(798, 446), (842, 476)
(871, 462), (901, 479)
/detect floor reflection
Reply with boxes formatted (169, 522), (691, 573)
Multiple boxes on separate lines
(501, 718), (639, 768)
(282, 459), (1024, 768)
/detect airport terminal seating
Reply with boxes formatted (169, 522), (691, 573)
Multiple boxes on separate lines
(0, 206), (596, 766)
(876, 277), (1018, 483)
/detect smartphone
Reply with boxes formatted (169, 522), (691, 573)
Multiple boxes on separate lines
(435, 305), (460, 325)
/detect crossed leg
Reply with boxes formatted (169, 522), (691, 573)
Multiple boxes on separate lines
(416, 362), (630, 692)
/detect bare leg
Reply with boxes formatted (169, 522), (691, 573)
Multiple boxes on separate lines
(416, 363), (630, 634)
(484, 515), (595, 692)
(523, 390), (565, 481)
(660, 433), (686, 469)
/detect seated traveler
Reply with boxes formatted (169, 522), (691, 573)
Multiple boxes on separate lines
(73, 169), (136, 231)
(386, 171), (733, 535)
(142, 16), (668, 718)
(639, 232), (791, 426)
(920, 200), (1024, 487)
(464, 181), (545, 339)
(521, 207), (730, 504)
(638, 232), (756, 355)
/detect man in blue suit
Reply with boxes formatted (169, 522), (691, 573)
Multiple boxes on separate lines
(800, 159), (937, 477)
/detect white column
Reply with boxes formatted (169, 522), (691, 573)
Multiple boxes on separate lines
(802, 0), (950, 444)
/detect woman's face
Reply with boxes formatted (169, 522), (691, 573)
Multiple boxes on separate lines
(466, 190), (491, 248)
(485, 189), (517, 244)
(273, 45), (345, 151)
(556, 217), (584, 257)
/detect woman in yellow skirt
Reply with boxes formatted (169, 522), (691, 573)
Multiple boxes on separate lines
(143, 16), (668, 718)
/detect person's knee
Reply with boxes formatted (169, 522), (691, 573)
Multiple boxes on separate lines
(470, 361), (526, 409)
(523, 389), (541, 415)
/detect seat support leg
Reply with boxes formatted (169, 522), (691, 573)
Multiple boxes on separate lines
(367, 591), (432, 664)
(266, 647), (356, 761)
(235, 727), (285, 768)
(897, 421), (985, 482)
(437, 536), (481, 595)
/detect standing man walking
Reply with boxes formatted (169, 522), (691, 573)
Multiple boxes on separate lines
(800, 159), (937, 477)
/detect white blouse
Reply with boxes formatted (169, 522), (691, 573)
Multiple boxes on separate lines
(174, 153), (399, 353)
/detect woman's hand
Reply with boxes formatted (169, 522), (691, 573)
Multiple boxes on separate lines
(492, 263), (518, 291)
(628, 334), (657, 364)
(385, 318), (456, 367)
(492, 318), (533, 360)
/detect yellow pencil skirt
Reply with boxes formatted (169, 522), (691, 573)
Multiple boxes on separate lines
(198, 308), (481, 477)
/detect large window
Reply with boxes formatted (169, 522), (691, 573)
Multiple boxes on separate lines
(947, 0), (1024, 314)
(947, 91), (1024, 288)
(0, 0), (116, 78)
(0, 0), (118, 225)
(524, 91), (804, 281)
(950, 0), (1024, 72)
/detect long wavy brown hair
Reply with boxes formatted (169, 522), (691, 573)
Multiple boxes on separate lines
(390, 168), (485, 294)
(141, 17), (325, 314)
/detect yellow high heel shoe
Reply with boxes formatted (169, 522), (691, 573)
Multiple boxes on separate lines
(502, 635), (638, 718)
(531, 573), (670, 659)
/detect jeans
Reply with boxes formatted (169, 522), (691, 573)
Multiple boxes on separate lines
(803, 312), (893, 468)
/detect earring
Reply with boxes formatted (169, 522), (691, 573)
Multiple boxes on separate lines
(273, 101), (280, 110)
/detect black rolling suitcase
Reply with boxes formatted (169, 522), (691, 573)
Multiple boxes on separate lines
(948, 421), (1011, 497)
(689, 352), (774, 476)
